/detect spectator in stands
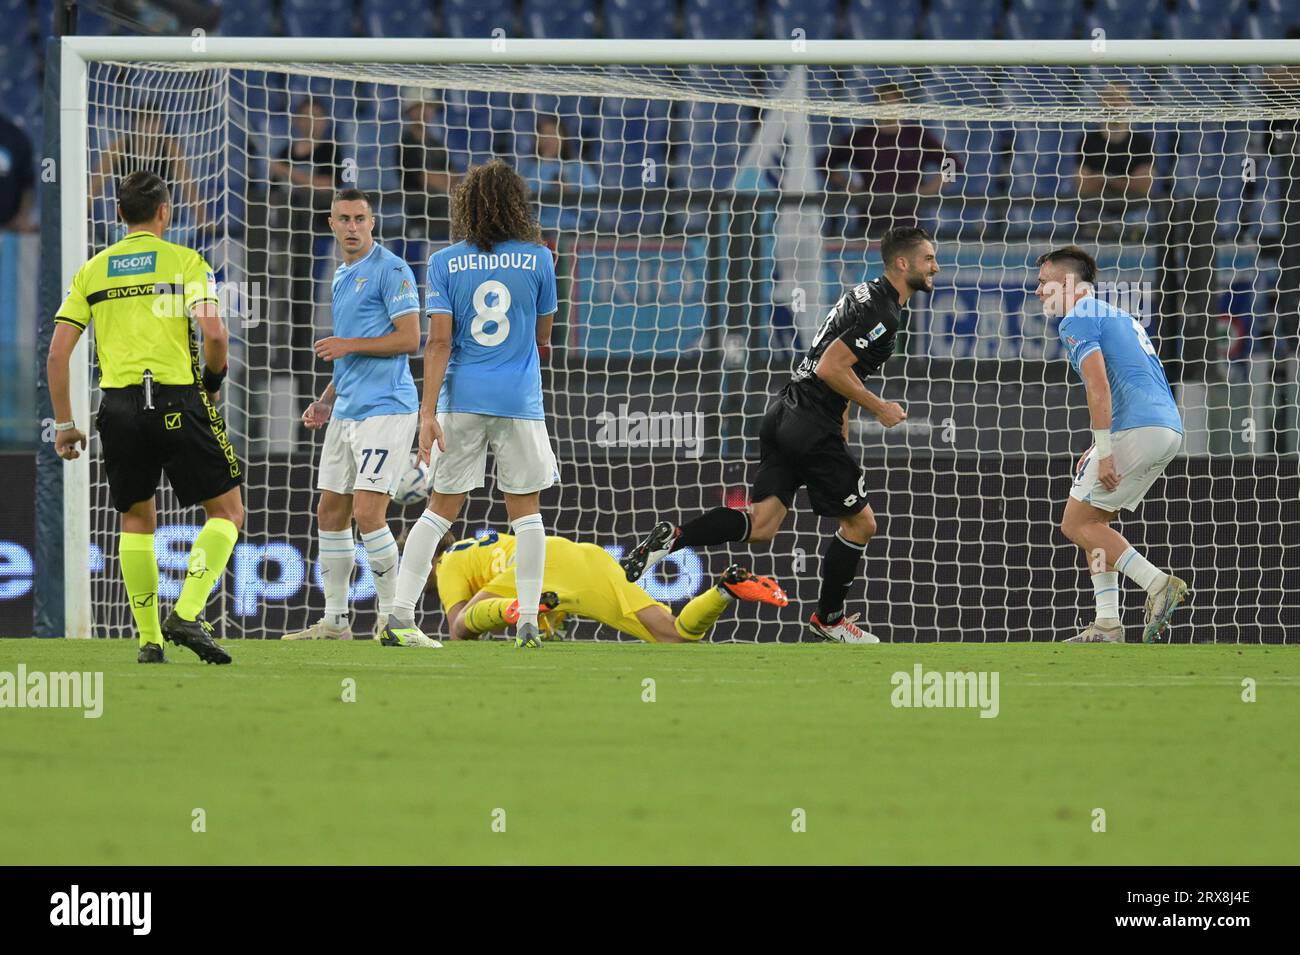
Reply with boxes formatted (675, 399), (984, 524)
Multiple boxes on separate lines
(823, 83), (953, 238)
(88, 104), (208, 236)
(398, 93), (457, 244)
(519, 114), (599, 235)
(0, 113), (36, 232)
(1076, 81), (1154, 242)
(269, 98), (342, 378)
(1263, 28), (1300, 449)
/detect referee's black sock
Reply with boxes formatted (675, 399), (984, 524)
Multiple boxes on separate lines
(817, 531), (867, 624)
(672, 507), (751, 551)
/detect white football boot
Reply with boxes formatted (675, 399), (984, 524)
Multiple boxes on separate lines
(807, 612), (881, 644)
(282, 617), (353, 641)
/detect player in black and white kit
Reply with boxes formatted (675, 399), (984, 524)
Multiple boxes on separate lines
(620, 227), (939, 643)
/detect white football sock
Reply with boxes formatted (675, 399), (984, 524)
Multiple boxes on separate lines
(1091, 571), (1121, 623)
(361, 526), (401, 619)
(319, 529), (355, 627)
(1115, 546), (1168, 595)
(511, 513), (546, 629)
(392, 510), (453, 625)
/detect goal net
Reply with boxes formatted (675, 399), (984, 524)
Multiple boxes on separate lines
(64, 39), (1300, 643)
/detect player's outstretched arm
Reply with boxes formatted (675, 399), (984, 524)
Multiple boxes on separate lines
(814, 338), (906, 428)
(46, 322), (88, 460)
(416, 312), (454, 463)
(1079, 350), (1120, 490)
(315, 312), (420, 361)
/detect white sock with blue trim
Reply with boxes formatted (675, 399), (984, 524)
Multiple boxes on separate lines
(1091, 571), (1121, 624)
(319, 529), (355, 628)
(392, 510), (453, 626)
(1115, 546), (1168, 596)
(362, 526), (401, 620)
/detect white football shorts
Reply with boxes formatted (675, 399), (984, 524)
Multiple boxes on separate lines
(1070, 426), (1182, 513)
(429, 412), (559, 495)
(317, 412), (418, 497)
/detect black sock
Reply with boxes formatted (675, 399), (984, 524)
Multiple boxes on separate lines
(672, 507), (751, 552)
(817, 531), (866, 623)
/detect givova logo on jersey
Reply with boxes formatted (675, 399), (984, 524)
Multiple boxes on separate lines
(107, 252), (157, 277)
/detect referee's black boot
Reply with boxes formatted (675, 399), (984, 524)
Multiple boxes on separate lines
(137, 642), (167, 664)
(162, 611), (232, 665)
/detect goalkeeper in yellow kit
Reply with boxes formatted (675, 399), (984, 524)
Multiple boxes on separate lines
(427, 530), (787, 643)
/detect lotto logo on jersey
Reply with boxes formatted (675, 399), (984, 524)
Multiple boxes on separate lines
(107, 252), (157, 277)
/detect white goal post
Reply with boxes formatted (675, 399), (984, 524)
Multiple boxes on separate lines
(56, 37), (1300, 642)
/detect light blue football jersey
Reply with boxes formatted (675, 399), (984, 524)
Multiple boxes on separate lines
(329, 242), (421, 421)
(1059, 295), (1183, 434)
(425, 239), (557, 421)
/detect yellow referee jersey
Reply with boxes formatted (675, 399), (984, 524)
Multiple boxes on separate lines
(54, 231), (219, 388)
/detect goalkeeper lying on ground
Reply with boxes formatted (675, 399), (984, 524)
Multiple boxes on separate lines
(425, 530), (788, 643)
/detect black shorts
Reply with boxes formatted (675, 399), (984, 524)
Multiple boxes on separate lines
(750, 399), (868, 518)
(96, 385), (243, 513)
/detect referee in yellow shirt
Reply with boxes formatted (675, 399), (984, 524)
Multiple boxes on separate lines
(47, 170), (244, 664)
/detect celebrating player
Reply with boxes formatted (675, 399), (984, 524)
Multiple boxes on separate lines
(282, 188), (425, 642)
(47, 170), (243, 663)
(620, 226), (937, 644)
(381, 160), (559, 649)
(1036, 246), (1189, 643)
(418, 529), (787, 643)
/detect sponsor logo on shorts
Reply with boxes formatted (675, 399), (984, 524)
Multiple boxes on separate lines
(107, 252), (157, 277)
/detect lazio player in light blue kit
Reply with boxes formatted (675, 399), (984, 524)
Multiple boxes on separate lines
(1037, 246), (1189, 645)
(283, 189), (430, 644)
(383, 160), (558, 650)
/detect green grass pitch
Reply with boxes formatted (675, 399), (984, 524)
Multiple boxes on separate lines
(1, 639), (1297, 865)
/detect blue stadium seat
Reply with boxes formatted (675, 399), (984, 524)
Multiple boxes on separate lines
(1246, 0), (1295, 40)
(685, 0), (757, 40)
(598, 97), (671, 189)
(282, 0), (355, 37)
(1084, 0), (1166, 40)
(1005, 0), (1079, 40)
(672, 68), (753, 192)
(767, 0), (838, 40)
(440, 0), (516, 38)
(1008, 123), (1081, 201)
(523, 0), (597, 39)
(1167, 0), (1246, 40)
(0, 36), (40, 129)
(217, 0), (276, 36)
(363, 0), (436, 38)
(604, 0), (676, 40)
(923, 0), (1001, 41)
(847, 0), (920, 40)
(442, 88), (497, 169)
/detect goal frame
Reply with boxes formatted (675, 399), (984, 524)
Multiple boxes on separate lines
(53, 36), (1300, 638)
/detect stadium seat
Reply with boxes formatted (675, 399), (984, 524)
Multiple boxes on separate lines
(597, 96), (671, 233)
(282, 0), (355, 37)
(443, 88), (498, 170)
(767, 0), (838, 41)
(1246, 0), (1294, 40)
(217, 0), (276, 36)
(522, 0), (597, 39)
(684, 0), (757, 40)
(923, 0), (1001, 41)
(1167, 0), (1246, 40)
(363, 0), (436, 38)
(672, 69), (753, 193)
(1004, 0), (1079, 41)
(440, 0), (516, 39)
(847, 0), (920, 40)
(1083, 0), (1166, 40)
(603, 0), (676, 40)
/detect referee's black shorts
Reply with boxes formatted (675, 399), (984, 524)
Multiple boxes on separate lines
(750, 399), (868, 518)
(95, 384), (243, 513)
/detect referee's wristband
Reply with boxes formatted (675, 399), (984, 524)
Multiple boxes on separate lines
(1092, 429), (1113, 458)
(201, 364), (228, 393)
(54, 420), (76, 432)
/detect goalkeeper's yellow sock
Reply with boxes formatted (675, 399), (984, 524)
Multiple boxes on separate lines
(464, 598), (516, 636)
(120, 532), (162, 648)
(174, 518), (239, 622)
(673, 587), (732, 641)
